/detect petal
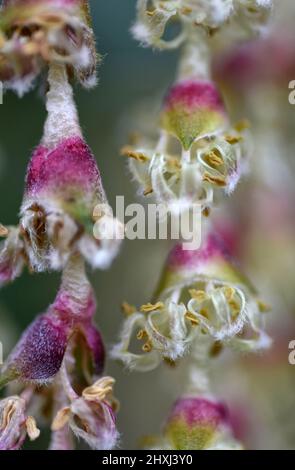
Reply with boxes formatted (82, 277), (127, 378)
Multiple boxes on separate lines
(69, 398), (118, 450)
(2, 314), (69, 383)
(0, 228), (25, 287)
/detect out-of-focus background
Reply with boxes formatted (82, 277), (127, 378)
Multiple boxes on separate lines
(0, 0), (295, 449)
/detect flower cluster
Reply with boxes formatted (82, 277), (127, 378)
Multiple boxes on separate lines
(0, 1), (120, 450)
(132, 0), (272, 49)
(113, 0), (273, 450)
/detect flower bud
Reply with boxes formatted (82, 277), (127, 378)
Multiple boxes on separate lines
(1, 256), (105, 384)
(163, 397), (242, 450)
(161, 80), (227, 151)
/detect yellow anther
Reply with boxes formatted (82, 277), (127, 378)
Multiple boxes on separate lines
(143, 186), (153, 196)
(189, 289), (208, 303)
(136, 329), (148, 340)
(25, 416), (40, 441)
(223, 286), (235, 301)
(257, 300), (271, 313)
(51, 407), (71, 432)
(185, 311), (199, 326)
(121, 301), (136, 316)
(225, 135), (243, 145)
(210, 341), (223, 358)
(0, 400), (17, 431)
(83, 377), (115, 402)
(202, 172), (226, 187)
(142, 341), (153, 353)
(234, 119), (250, 132)
(204, 150), (224, 168)
(140, 302), (164, 313)
(120, 146), (149, 163)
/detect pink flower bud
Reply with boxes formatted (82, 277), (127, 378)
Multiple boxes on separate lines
(164, 397), (238, 450)
(1, 257), (105, 384)
(160, 233), (251, 294)
(161, 80), (227, 150)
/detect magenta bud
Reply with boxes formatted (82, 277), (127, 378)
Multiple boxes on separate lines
(3, 314), (69, 383)
(161, 80), (227, 150)
(164, 397), (233, 450)
(156, 233), (254, 296)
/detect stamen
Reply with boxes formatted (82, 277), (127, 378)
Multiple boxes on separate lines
(189, 289), (208, 303)
(51, 407), (71, 431)
(204, 150), (224, 168)
(25, 416), (40, 441)
(143, 186), (154, 196)
(83, 377), (115, 402)
(185, 311), (199, 326)
(142, 341), (153, 353)
(225, 135), (243, 145)
(202, 173), (226, 187)
(0, 224), (9, 237)
(140, 302), (164, 313)
(234, 119), (250, 132)
(223, 286), (235, 301)
(120, 146), (149, 163)
(136, 329), (148, 340)
(210, 341), (223, 358)
(0, 400), (17, 431)
(181, 7), (193, 15)
(121, 301), (136, 316)
(257, 300), (271, 313)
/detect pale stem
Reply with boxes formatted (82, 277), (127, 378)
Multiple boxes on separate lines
(42, 62), (82, 148)
(184, 336), (212, 395)
(177, 27), (211, 81)
(60, 253), (92, 315)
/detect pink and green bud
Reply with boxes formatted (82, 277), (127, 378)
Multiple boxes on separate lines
(161, 80), (227, 150)
(158, 233), (253, 295)
(164, 397), (239, 450)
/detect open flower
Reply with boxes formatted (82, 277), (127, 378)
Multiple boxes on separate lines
(123, 79), (248, 213)
(148, 396), (242, 450)
(0, 64), (123, 278)
(0, 0), (98, 95)
(51, 376), (119, 450)
(113, 233), (271, 372)
(0, 395), (40, 450)
(112, 300), (197, 372)
(0, 255), (105, 387)
(131, 0), (272, 49)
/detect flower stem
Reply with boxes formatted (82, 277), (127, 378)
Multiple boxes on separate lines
(42, 62), (82, 148)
